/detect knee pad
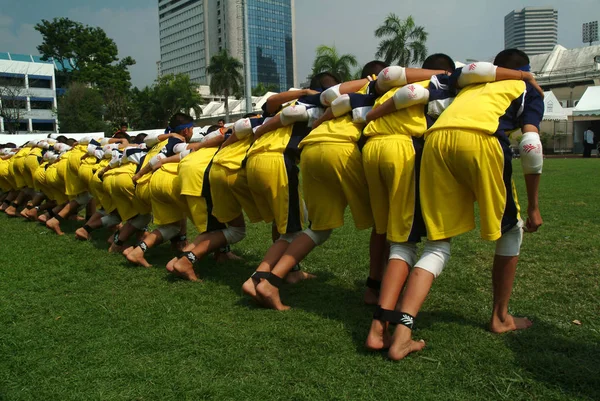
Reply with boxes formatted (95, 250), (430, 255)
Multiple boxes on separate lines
(74, 192), (92, 206)
(304, 228), (332, 246)
(495, 221), (523, 257)
(415, 241), (451, 278)
(101, 214), (121, 228)
(157, 224), (181, 242)
(279, 232), (301, 244)
(130, 214), (152, 230)
(223, 225), (246, 245)
(389, 242), (418, 267)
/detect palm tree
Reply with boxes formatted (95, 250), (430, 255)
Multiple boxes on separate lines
(311, 45), (358, 82)
(374, 14), (428, 66)
(206, 49), (244, 122)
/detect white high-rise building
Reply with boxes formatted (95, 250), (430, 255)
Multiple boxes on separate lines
(504, 7), (558, 56)
(158, 0), (297, 91)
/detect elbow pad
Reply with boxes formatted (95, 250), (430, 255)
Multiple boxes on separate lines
(320, 84), (342, 107)
(392, 84), (430, 110)
(54, 143), (71, 153)
(307, 107), (324, 126)
(352, 106), (373, 124)
(234, 118), (253, 139)
(144, 133), (160, 147)
(87, 144), (99, 156)
(202, 131), (222, 142)
(331, 94), (352, 117)
(519, 132), (543, 174)
(458, 62), (497, 87)
(79, 136), (92, 145)
(377, 66), (407, 92)
(179, 149), (192, 160)
(173, 143), (188, 154)
(149, 153), (166, 168)
(100, 138), (110, 146)
(280, 105), (309, 126)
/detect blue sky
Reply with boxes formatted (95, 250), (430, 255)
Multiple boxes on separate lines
(1, 0), (599, 88)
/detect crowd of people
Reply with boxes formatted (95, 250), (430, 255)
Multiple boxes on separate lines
(0, 48), (545, 361)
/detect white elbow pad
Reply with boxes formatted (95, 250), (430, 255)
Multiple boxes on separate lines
(377, 66), (407, 92)
(307, 107), (324, 126)
(49, 134), (59, 140)
(392, 84), (430, 110)
(458, 62), (497, 87)
(202, 131), (222, 142)
(149, 153), (166, 168)
(144, 133), (160, 147)
(234, 118), (253, 139)
(519, 132), (543, 174)
(331, 94), (352, 117)
(179, 149), (192, 160)
(54, 143), (71, 153)
(87, 144), (98, 156)
(173, 143), (188, 154)
(320, 84), (342, 107)
(100, 138), (110, 146)
(352, 106), (372, 124)
(280, 105), (309, 126)
(79, 136), (92, 145)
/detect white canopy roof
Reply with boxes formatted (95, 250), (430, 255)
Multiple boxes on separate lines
(543, 91), (568, 121)
(573, 86), (600, 117)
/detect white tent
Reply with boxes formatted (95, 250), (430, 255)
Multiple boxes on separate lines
(543, 91), (569, 121)
(573, 86), (600, 117)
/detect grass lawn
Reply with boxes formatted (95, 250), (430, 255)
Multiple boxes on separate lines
(1, 159), (599, 400)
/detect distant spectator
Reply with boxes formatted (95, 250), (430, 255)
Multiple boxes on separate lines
(217, 119), (225, 128)
(583, 126), (594, 158)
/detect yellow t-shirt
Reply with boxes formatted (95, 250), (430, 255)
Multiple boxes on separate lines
(363, 80), (431, 138)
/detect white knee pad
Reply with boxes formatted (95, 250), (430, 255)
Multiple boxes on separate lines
(157, 224), (181, 241)
(223, 225), (246, 245)
(389, 242), (418, 267)
(279, 232), (301, 244)
(101, 214), (121, 228)
(415, 241), (451, 278)
(495, 221), (524, 257)
(130, 214), (152, 230)
(304, 228), (332, 246)
(74, 192), (92, 206)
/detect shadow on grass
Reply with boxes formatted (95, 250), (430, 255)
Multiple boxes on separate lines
(504, 320), (600, 400)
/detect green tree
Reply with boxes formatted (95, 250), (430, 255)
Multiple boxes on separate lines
(130, 74), (203, 129)
(311, 45), (357, 82)
(35, 17), (135, 93)
(252, 82), (279, 97)
(374, 14), (428, 66)
(206, 49), (244, 122)
(57, 82), (108, 133)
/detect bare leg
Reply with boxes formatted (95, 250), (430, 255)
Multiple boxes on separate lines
(365, 230), (388, 305)
(489, 255), (532, 333)
(46, 200), (78, 236)
(244, 239), (292, 308)
(166, 230), (229, 281)
(0, 191), (17, 212)
(74, 212), (103, 240)
(388, 267), (432, 360)
(255, 233), (317, 310)
(5, 190), (26, 216)
(366, 258), (410, 351)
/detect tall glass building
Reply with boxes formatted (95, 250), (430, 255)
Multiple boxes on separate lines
(158, 0), (297, 91)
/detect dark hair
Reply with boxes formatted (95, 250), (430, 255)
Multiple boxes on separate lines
(494, 49), (530, 70)
(56, 135), (68, 144)
(112, 132), (131, 141)
(66, 138), (76, 147)
(206, 125), (220, 134)
(361, 60), (389, 79)
(120, 122), (128, 128)
(1, 143), (17, 148)
(169, 112), (194, 133)
(310, 72), (341, 91)
(422, 53), (455, 72)
(243, 112), (260, 118)
(218, 119), (225, 123)
(133, 133), (147, 144)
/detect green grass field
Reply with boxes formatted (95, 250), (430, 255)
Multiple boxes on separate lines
(1, 159), (599, 400)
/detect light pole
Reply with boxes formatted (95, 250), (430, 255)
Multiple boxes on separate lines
(243, 0), (253, 114)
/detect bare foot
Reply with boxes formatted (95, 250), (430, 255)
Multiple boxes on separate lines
(122, 246), (135, 256)
(489, 314), (533, 334)
(388, 326), (426, 361)
(20, 208), (30, 219)
(171, 240), (189, 253)
(256, 280), (290, 311)
(46, 218), (64, 236)
(215, 251), (243, 263)
(125, 247), (152, 268)
(364, 288), (379, 306)
(285, 270), (316, 284)
(170, 257), (199, 281)
(365, 320), (391, 351)
(108, 243), (126, 254)
(5, 206), (17, 217)
(26, 208), (38, 221)
(75, 227), (91, 241)
(37, 213), (48, 224)
(242, 278), (260, 299)
(166, 257), (178, 272)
